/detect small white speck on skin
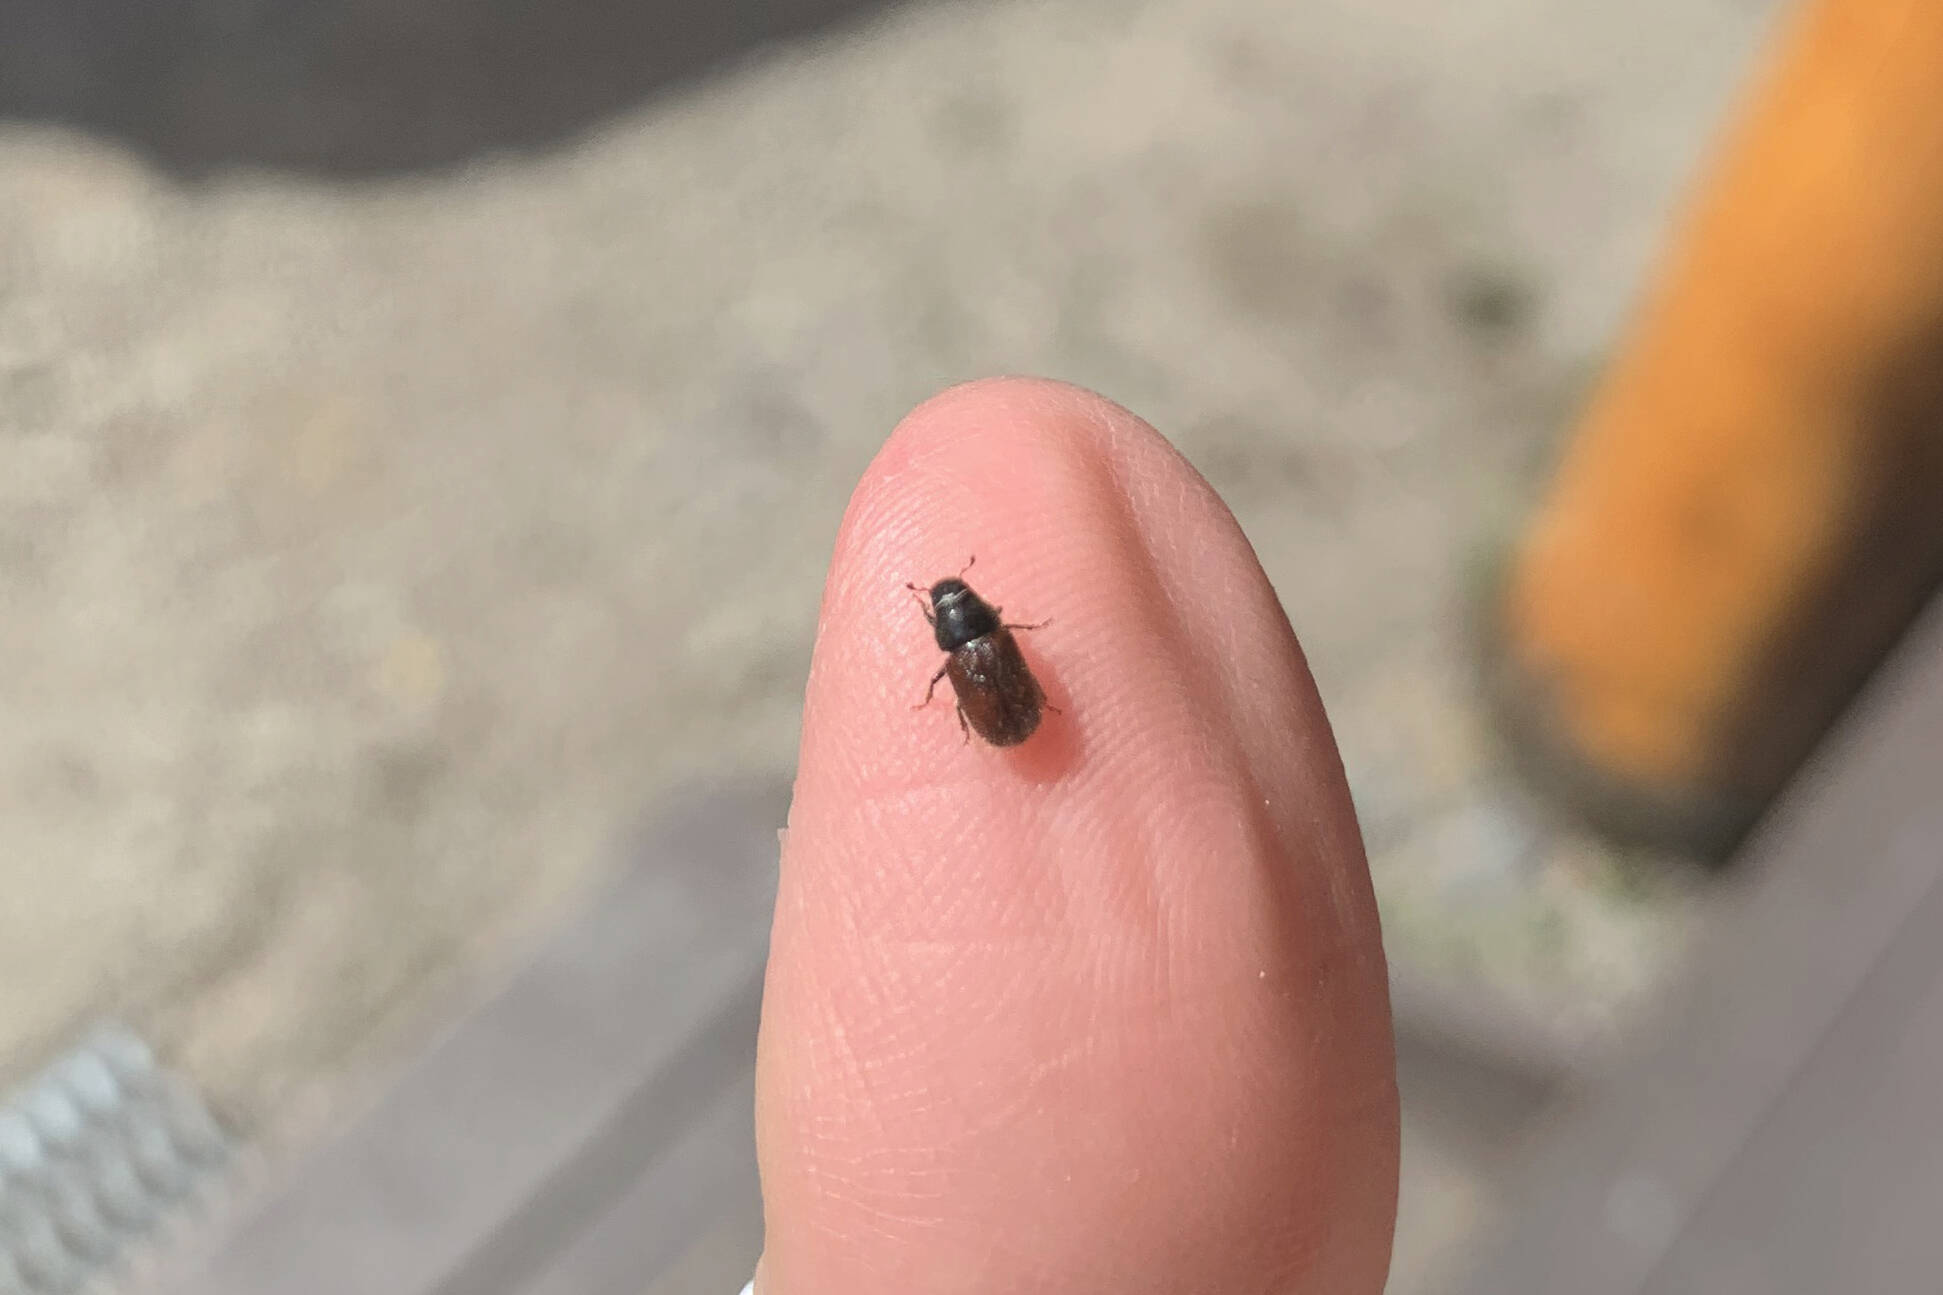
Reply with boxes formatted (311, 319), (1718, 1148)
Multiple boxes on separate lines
(1259, 970), (1267, 979)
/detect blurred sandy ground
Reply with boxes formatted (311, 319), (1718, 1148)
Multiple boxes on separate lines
(0, 0), (1777, 1283)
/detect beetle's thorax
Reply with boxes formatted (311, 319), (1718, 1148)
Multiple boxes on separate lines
(929, 579), (1001, 651)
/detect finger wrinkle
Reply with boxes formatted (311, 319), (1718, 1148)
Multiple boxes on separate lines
(803, 802), (1074, 947)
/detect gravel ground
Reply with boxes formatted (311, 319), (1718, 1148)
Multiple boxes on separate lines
(0, 0), (1778, 1281)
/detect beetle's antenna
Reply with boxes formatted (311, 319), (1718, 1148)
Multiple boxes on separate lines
(959, 554), (976, 578)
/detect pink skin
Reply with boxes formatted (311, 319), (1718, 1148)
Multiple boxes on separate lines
(754, 380), (1399, 1294)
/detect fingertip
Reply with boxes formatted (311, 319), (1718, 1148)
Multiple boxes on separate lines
(761, 377), (1396, 1295)
(804, 375), (1266, 786)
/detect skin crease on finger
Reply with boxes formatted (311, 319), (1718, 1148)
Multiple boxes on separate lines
(755, 379), (1399, 1295)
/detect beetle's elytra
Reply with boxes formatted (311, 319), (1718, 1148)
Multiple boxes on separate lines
(909, 558), (1053, 747)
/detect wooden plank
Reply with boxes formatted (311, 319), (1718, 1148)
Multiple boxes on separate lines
(638, 1209), (767, 1295)
(433, 980), (762, 1295)
(516, 1069), (760, 1295)
(1646, 855), (1943, 1293)
(163, 778), (784, 1295)
(1456, 596), (1943, 1294)
(1388, 1028), (1558, 1295)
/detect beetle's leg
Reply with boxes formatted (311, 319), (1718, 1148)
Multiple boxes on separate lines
(1003, 618), (1051, 632)
(1035, 673), (1062, 715)
(905, 583), (936, 624)
(915, 661), (949, 709)
(955, 703), (972, 743)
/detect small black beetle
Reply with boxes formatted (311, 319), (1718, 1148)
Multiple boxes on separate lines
(909, 558), (1055, 747)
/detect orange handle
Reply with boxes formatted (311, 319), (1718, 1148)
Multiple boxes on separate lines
(1499, 0), (1943, 852)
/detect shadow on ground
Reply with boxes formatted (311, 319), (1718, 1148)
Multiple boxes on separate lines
(0, 0), (903, 176)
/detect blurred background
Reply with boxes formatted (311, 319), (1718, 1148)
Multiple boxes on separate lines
(7, 0), (1940, 1291)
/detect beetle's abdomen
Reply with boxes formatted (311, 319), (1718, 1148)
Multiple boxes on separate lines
(947, 631), (1044, 747)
